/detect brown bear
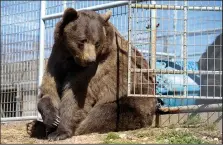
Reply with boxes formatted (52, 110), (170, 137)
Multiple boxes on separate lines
(27, 8), (156, 141)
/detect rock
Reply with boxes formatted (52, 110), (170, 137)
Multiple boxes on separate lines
(119, 134), (127, 139)
(164, 139), (169, 143)
(143, 137), (149, 141)
(175, 128), (180, 131)
(214, 138), (218, 141)
(202, 136), (207, 140)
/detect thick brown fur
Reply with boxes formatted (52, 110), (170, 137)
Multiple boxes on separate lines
(27, 8), (156, 141)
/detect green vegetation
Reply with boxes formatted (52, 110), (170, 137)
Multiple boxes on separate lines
(204, 123), (217, 131)
(156, 130), (210, 144)
(136, 131), (154, 138)
(183, 114), (202, 126)
(168, 124), (177, 129)
(105, 132), (120, 140)
(103, 132), (140, 144)
(103, 139), (140, 144)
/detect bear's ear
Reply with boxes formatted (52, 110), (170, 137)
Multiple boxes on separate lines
(62, 8), (78, 26)
(100, 10), (112, 22)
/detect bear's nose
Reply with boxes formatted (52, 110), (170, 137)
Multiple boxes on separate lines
(87, 56), (96, 63)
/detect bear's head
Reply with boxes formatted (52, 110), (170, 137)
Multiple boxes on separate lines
(54, 8), (115, 67)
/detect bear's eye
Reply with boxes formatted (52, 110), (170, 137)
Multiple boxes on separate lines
(79, 39), (87, 44)
(77, 39), (86, 49)
(95, 41), (100, 48)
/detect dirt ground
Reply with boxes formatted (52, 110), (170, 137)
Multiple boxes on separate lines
(1, 120), (222, 144)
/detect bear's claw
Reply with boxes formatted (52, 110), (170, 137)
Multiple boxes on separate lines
(38, 97), (60, 128)
(52, 115), (60, 127)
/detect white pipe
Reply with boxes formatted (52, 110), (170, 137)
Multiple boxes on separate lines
(131, 4), (222, 11)
(42, 1), (129, 21)
(127, 1), (132, 96)
(159, 104), (222, 114)
(127, 94), (223, 100)
(130, 69), (222, 75)
(173, 0), (177, 62)
(38, 1), (46, 88)
(1, 116), (39, 122)
(150, 0), (157, 70)
(37, 1), (46, 121)
(150, 0), (157, 91)
(183, 0), (188, 99)
(63, 0), (67, 10)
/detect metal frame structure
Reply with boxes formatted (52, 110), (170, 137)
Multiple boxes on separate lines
(127, 1), (222, 99)
(127, 0), (222, 126)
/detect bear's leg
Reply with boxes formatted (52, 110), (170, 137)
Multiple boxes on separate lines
(26, 94), (61, 138)
(47, 89), (87, 141)
(75, 97), (155, 135)
(37, 96), (60, 130)
(75, 103), (117, 135)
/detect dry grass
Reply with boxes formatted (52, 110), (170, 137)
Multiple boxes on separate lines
(1, 121), (105, 144)
(1, 121), (222, 144)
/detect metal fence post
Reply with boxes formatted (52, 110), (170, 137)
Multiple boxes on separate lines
(15, 84), (21, 117)
(149, 0), (159, 127)
(37, 1), (46, 120)
(183, 0), (188, 101)
(38, 1), (46, 89)
(127, 1), (132, 96)
(63, 0), (67, 10)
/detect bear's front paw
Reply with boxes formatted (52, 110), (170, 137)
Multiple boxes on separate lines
(37, 97), (60, 128)
(26, 120), (47, 139)
(48, 130), (72, 141)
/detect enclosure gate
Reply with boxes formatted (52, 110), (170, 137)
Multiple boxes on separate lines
(1, 1), (222, 126)
(127, 1), (222, 126)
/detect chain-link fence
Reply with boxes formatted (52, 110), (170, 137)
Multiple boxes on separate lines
(1, 1), (222, 129)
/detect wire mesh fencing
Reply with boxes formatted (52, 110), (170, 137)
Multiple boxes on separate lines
(1, 1), (40, 120)
(128, 0), (222, 126)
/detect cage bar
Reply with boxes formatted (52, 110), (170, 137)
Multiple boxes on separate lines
(183, 0), (188, 99)
(127, 1), (132, 96)
(128, 94), (222, 100)
(150, 0), (157, 84)
(1, 116), (38, 122)
(37, 0), (46, 120)
(42, 1), (129, 21)
(38, 1), (46, 88)
(158, 104), (222, 114)
(130, 69), (222, 75)
(131, 4), (222, 11)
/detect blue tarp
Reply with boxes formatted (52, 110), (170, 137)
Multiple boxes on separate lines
(156, 60), (200, 107)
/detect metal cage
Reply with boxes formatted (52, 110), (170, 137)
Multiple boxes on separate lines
(1, 1), (222, 128)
